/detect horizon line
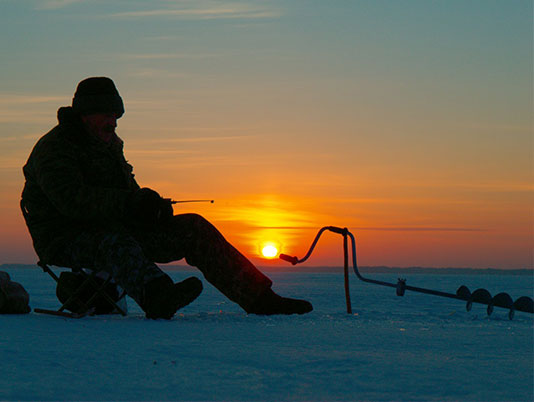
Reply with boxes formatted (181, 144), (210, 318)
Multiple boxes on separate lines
(2, 263), (532, 272)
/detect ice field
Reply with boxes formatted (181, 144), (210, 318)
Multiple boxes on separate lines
(0, 265), (532, 401)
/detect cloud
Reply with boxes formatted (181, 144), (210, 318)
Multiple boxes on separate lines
(0, 152), (31, 170)
(142, 35), (184, 42)
(253, 226), (319, 230)
(136, 155), (256, 169)
(34, 0), (84, 10)
(0, 94), (66, 123)
(0, 110), (54, 124)
(126, 149), (196, 156)
(130, 135), (257, 145)
(0, 94), (66, 105)
(33, 0), (282, 20)
(250, 225), (483, 232)
(122, 53), (217, 60)
(110, 1), (281, 20)
(351, 227), (484, 232)
(126, 69), (189, 79)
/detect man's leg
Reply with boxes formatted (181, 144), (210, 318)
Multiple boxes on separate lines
(132, 213), (312, 314)
(49, 230), (202, 318)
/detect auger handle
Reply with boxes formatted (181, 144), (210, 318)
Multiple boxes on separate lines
(279, 254), (299, 265)
(284, 226), (349, 265)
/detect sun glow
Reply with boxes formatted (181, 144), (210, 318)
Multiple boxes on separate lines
(261, 243), (279, 259)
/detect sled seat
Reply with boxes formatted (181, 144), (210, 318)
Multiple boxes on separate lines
(34, 261), (127, 318)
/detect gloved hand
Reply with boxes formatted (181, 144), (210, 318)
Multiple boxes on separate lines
(127, 187), (174, 228)
(158, 197), (174, 222)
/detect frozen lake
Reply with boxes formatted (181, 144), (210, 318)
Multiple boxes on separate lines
(1, 266), (532, 401)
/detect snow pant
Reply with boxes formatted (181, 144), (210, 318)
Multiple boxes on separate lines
(49, 213), (273, 310)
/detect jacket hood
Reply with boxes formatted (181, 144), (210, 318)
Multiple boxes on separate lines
(57, 106), (82, 126)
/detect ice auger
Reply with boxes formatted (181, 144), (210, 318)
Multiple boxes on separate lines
(280, 226), (534, 320)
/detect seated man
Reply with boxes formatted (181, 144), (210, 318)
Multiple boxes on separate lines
(21, 77), (312, 319)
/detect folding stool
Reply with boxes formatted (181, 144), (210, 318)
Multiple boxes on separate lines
(20, 199), (127, 318)
(34, 261), (127, 318)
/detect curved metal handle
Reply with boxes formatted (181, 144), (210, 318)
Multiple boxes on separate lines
(281, 226), (348, 265)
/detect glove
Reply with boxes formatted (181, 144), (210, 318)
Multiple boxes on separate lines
(158, 197), (174, 222)
(128, 188), (174, 228)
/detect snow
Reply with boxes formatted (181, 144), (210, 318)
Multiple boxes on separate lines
(1, 266), (532, 401)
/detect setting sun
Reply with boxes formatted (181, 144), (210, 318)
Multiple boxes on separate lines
(261, 243), (279, 259)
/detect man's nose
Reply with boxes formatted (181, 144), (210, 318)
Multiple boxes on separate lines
(106, 114), (117, 127)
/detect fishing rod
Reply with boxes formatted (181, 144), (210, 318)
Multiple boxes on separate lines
(169, 199), (214, 204)
(280, 226), (534, 320)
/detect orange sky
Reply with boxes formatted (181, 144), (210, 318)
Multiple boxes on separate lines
(0, 1), (532, 269)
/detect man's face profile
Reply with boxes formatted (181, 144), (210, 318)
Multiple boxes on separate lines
(81, 113), (118, 143)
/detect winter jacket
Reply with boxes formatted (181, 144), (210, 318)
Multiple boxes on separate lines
(21, 107), (140, 262)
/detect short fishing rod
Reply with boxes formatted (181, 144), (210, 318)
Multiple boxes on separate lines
(169, 199), (214, 204)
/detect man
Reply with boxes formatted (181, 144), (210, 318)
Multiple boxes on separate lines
(21, 77), (313, 319)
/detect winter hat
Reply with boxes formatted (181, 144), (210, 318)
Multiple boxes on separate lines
(72, 77), (124, 118)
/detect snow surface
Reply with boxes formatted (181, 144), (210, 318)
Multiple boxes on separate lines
(0, 266), (532, 401)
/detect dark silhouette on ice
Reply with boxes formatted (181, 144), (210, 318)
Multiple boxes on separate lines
(20, 77), (313, 319)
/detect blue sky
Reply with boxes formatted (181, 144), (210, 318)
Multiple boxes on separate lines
(0, 0), (532, 267)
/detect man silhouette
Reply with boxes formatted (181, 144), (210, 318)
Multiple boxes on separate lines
(21, 77), (312, 319)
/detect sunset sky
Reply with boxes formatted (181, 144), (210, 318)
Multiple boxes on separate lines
(0, 0), (532, 269)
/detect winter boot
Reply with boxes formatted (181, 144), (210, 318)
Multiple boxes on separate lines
(244, 288), (313, 315)
(142, 275), (203, 319)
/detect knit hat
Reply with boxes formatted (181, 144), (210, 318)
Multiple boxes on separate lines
(72, 77), (124, 118)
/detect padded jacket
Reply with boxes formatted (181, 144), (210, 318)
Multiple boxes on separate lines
(21, 107), (140, 262)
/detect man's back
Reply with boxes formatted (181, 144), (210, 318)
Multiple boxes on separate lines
(21, 106), (138, 262)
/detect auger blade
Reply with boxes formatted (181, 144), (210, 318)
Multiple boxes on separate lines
(456, 285), (471, 300)
(471, 288), (492, 304)
(513, 296), (534, 314)
(491, 292), (514, 309)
